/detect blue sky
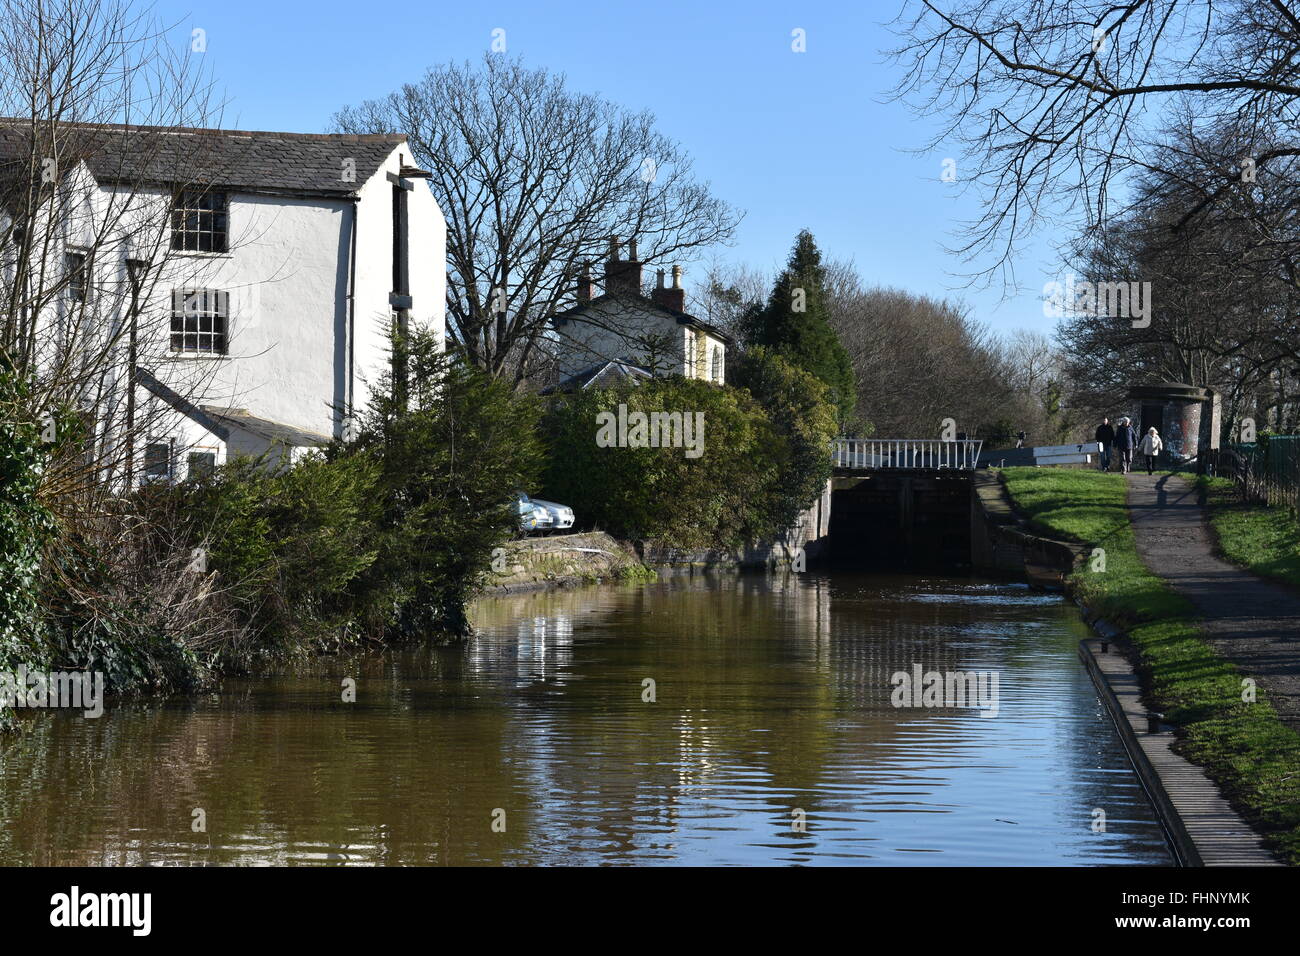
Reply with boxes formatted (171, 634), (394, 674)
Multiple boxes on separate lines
(160, 0), (1063, 335)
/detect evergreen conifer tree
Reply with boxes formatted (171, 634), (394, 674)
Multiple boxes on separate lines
(745, 230), (857, 426)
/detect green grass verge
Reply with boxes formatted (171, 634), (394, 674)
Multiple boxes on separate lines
(1000, 467), (1300, 864)
(1193, 475), (1300, 590)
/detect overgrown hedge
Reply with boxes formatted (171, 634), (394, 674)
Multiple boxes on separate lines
(155, 330), (543, 660)
(6, 328), (544, 702)
(731, 347), (837, 534)
(0, 364), (57, 726)
(345, 335), (543, 637)
(540, 351), (836, 549)
(0, 369), (52, 671)
(161, 450), (384, 661)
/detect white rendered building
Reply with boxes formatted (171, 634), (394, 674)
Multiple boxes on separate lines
(1, 121), (446, 482)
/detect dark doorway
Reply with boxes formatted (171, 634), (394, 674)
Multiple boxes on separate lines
(1140, 403), (1164, 438)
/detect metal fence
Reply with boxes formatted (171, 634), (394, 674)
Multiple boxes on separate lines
(832, 439), (983, 471)
(1204, 436), (1300, 510)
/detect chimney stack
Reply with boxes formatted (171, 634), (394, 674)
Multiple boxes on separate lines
(651, 263), (686, 311)
(576, 261), (595, 303)
(603, 235), (643, 295)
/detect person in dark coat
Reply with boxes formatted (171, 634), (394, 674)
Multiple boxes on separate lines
(1113, 417), (1138, 474)
(1094, 417), (1115, 471)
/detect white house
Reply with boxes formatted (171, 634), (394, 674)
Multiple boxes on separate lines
(550, 238), (731, 389)
(1, 121), (446, 483)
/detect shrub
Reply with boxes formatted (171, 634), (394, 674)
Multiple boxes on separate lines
(540, 376), (787, 549)
(166, 449), (384, 659)
(731, 347), (837, 534)
(1, 382), (51, 659)
(1, 365), (57, 726)
(41, 532), (210, 694)
(140, 328), (541, 651)
(348, 329), (544, 637)
(4, 326), (545, 710)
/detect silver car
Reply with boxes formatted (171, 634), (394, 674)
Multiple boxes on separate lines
(528, 497), (575, 532)
(516, 493), (553, 534)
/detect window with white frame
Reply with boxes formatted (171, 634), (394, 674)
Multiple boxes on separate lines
(171, 289), (229, 354)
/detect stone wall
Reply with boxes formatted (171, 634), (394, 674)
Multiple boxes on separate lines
(640, 478), (833, 570)
(487, 532), (644, 593)
(970, 471), (1087, 586)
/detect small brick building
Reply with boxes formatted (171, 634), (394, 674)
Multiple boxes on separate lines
(1127, 382), (1221, 463)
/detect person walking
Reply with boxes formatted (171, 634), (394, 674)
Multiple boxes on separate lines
(1114, 417), (1138, 474)
(1139, 426), (1163, 475)
(1094, 417), (1115, 472)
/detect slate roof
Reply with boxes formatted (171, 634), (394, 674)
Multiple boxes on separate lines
(136, 368), (235, 442)
(135, 371), (331, 446)
(551, 291), (735, 345)
(540, 358), (653, 395)
(200, 406), (332, 447)
(0, 120), (411, 198)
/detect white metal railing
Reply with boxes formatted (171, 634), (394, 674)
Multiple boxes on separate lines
(831, 438), (984, 471)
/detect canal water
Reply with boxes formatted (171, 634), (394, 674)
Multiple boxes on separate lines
(0, 572), (1171, 865)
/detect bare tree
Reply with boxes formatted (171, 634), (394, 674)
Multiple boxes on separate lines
(890, 0), (1300, 289)
(1002, 329), (1057, 395)
(691, 258), (769, 344)
(1, 0), (226, 485)
(1056, 150), (1300, 433)
(827, 271), (1019, 438)
(333, 55), (741, 386)
(0, 0), (236, 661)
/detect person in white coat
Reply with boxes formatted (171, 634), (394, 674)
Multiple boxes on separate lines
(1140, 427), (1163, 475)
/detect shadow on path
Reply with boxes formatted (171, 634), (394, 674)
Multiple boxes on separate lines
(1127, 473), (1300, 728)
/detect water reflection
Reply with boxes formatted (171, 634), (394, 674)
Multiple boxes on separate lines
(0, 572), (1170, 865)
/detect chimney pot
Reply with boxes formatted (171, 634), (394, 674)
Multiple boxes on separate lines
(651, 264), (686, 311)
(603, 237), (641, 295)
(628, 239), (639, 261)
(576, 261), (595, 303)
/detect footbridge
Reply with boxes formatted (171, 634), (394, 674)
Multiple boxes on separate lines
(832, 439), (983, 472)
